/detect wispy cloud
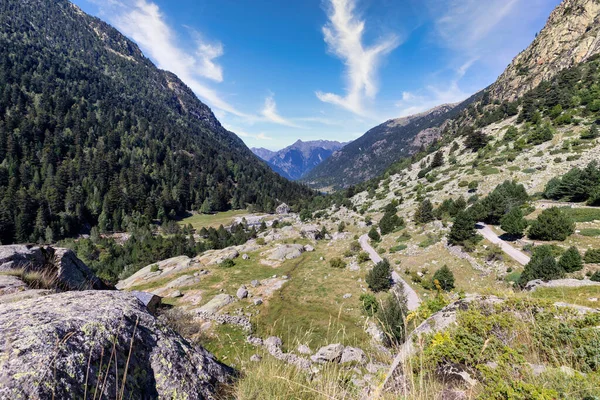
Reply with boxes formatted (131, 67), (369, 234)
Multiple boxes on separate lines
(224, 124), (272, 141)
(93, 0), (249, 117)
(430, 0), (520, 51)
(395, 61), (472, 117)
(316, 0), (399, 116)
(260, 94), (303, 128)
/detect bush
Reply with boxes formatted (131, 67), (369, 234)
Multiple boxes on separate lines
(349, 240), (361, 253)
(329, 258), (346, 269)
(368, 227), (381, 242)
(357, 251), (370, 263)
(558, 246), (583, 272)
(432, 265), (455, 291)
(359, 293), (378, 316)
(337, 221), (346, 233)
(366, 259), (392, 292)
(518, 246), (564, 286)
(528, 207), (575, 241)
(220, 259), (235, 268)
(150, 264), (159, 272)
(584, 249), (600, 264)
(591, 271), (600, 282)
(377, 291), (406, 347)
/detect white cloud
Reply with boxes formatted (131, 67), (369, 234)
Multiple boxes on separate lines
(395, 62), (471, 117)
(430, 0), (520, 51)
(223, 124), (272, 141)
(316, 0), (399, 116)
(260, 94), (302, 128)
(95, 0), (249, 117)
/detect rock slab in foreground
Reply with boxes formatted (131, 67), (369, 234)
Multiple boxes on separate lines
(0, 291), (234, 399)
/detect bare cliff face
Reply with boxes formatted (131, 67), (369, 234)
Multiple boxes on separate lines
(491, 0), (600, 101)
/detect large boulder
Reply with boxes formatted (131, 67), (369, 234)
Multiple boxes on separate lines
(116, 256), (196, 290)
(267, 244), (305, 261)
(276, 203), (291, 215)
(195, 294), (235, 315)
(0, 245), (110, 291)
(0, 291), (235, 399)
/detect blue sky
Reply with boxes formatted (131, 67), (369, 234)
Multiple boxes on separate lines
(73, 0), (561, 150)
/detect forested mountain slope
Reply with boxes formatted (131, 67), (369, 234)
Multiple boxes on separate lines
(0, 0), (313, 244)
(302, 98), (482, 189)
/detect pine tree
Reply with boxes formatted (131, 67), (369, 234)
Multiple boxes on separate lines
(430, 151), (444, 168)
(415, 199), (434, 224)
(528, 208), (575, 241)
(368, 226), (381, 242)
(448, 210), (476, 245)
(377, 290), (406, 347)
(558, 246), (583, 273)
(500, 207), (528, 238)
(518, 246), (564, 287)
(366, 259), (392, 292)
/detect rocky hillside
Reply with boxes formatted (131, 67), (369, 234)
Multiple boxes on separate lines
(491, 0), (600, 101)
(302, 99), (483, 189)
(252, 140), (346, 180)
(0, 0), (314, 244)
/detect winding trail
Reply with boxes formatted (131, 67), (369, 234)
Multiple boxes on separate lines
(476, 223), (530, 266)
(359, 234), (421, 311)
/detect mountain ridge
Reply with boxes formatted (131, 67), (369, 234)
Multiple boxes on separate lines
(252, 140), (346, 180)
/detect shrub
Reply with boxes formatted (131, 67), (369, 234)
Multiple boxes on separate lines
(150, 264), (159, 272)
(366, 259), (392, 292)
(377, 290), (406, 347)
(357, 251), (371, 263)
(256, 237), (266, 245)
(389, 244), (407, 253)
(220, 259), (235, 268)
(359, 293), (378, 316)
(432, 265), (455, 291)
(558, 246), (583, 272)
(349, 240), (361, 253)
(581, 124), (599, 140)
(528, 208), (575, 241)
(329, 258), (346, 269)
(368, 227), (381, 242)
(591, 271), (600, 282)
(337, 221), (346, 233)
(584, 249), (600, 264)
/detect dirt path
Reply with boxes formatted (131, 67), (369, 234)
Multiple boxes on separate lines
(359, 235), (421, 311)
(476, 223), (531, 266)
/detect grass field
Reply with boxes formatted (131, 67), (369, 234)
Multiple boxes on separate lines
(560, 207), (600, 223)
(530, 285), (600, 308)
(178, 210), (251, 230)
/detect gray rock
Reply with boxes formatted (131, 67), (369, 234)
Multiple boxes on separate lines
(250, 354), (262, 362)
(297, 345), (312, 355)
(237, 286), (249, 299)
(196, 294), (235, 314)
(366, 362), (385, 374)
(0, 291), (234, 400)
(304, 245), (315, 252)
(170, 290), (182, 298)
(265, 336), (283, 351)
(253, 298), (263, 306)
(276, 203), (291, 215)
(131, 291), (162, 315)
(246, 336), (263, 346)
(0, 245), (110, 291)
(343, 293), (352, 299)
(310, 343), (344, 363)
(349, 262), (360, 271)
(242, 254), (250, 260)
(340, 346), (366, 364)
(267, 244), (305, 261)
(251, 279), (260, 288)
(435, 361), (477, 387)
(366, 321), (385, 342)
(0, 275), (27, 295)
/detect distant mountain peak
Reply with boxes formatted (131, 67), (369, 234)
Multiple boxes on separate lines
(252, 140), (346, 180)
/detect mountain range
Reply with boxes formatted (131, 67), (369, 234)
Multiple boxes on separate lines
(252, 140), (346, 180)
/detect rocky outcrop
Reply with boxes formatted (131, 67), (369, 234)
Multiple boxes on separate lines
(0, 245), (110, 291)
(195, 294), (235, 314)
(491, 0), (600, 101)
(0, 291), (234, 399)
(276, 203), (291, 215)
(525, 278), (600, 291)
(266, 244), (305, 261)
(116, 255), (197, 290)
